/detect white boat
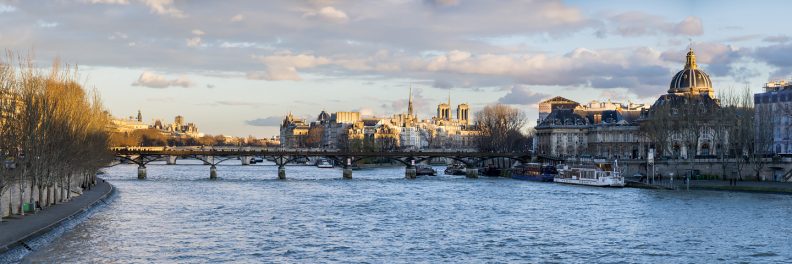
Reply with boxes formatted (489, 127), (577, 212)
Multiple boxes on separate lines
(554, 160), (625, 187)
(316, 159), (334, 168)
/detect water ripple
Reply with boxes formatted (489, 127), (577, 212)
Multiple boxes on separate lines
(21, 163), (792, 263)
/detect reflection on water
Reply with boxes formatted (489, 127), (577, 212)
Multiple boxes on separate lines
(24, 160), (792, 263)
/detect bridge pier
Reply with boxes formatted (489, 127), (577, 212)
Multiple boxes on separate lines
(166, 155), (177, 165)
(210, 165), (217, 180)
(465, 165), (478, 178)
(278, 166), (286, 180)
(241, 156), (251, 165)
(343, 167), (353, 179)
(137, 164), (146, 180)
(405, 166), (417, 179)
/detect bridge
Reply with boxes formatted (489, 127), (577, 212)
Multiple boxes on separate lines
(111, 147), (536, 180)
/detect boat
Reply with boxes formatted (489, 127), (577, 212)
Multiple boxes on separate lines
(478, 164), (502, 177)
(415, 164), (437, 176)
(316, 159), (334, 168)
(444, 163), (467, 175)
(554, 160), (625, 187)
(510, 163), (556, 182)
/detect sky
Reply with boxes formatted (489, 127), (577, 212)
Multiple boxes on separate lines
(1, 0), (791, 137)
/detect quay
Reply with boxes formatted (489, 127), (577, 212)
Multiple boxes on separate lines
(627, 179), (792, 194)
(0, 179), (115, 255)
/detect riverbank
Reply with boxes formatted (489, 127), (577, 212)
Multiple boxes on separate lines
(0, 179), (114, 256)
(627, 179), (792, 194)
(688, 180), (792, 194)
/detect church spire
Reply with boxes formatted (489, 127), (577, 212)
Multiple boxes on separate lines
(447, 88), (451, 108)
(408, 83), (414, 117)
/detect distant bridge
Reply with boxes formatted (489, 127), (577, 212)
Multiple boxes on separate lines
(111, 147), (540, 180)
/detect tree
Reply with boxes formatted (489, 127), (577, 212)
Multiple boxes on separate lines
(474, 104), (528, 152)
(1, 51), (111, 215)
(305, 126), (324, 148)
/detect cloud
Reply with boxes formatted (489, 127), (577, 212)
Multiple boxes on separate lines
(497, 86), (551, 105)
(132, 71), (193, 88)
(245, 116), (284, 127)
(754, 43), (792, 79)
(763, 35), (790, 43)
(215, 101), (264, 107)
(0, 4), (17, 13)
(383, 87), (432, 115)
(433, 79), (453, 88)
(37, 20), (59, 28)
(230, 14), (245, 22)
(108, 32), (128, 40)
(245, 46), (677, 97)
(254, 52), (331, 80)
(606, 12), (702, 37)
(424, 0), (460, 7)
(674, 16), (703, 36)
(142, 0), (185, 17)
(660, 42), (746, 76)
(303, 6), (349, 23)
(83, 0), (129, 3)
(186, 37), (202, 47)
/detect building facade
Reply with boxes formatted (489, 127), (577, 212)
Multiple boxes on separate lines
(755, 80), (792, 154)
(279, 88), (478, 150)
(535, 48), (720, 160)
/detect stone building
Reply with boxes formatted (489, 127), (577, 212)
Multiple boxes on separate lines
(535, 48), (721, 160)
(755, 80), (792, 154)
(279, 113), (309, 148)
(279, 88), (477, 150)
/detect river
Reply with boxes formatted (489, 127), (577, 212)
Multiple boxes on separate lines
(23, 160), (792, 263)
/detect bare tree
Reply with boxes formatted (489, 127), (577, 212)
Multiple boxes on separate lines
(474, 104), (528, 152)
(1, 51), (111, 215)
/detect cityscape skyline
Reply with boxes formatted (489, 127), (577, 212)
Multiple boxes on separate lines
(1, 0), (791, 137)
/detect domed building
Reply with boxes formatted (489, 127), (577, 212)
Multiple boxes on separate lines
(645, 47), (723, 159)
(534, 47), (724, 160)
(652, 48), (720, 109)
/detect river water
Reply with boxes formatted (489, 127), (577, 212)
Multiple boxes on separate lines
(23, 160), (792, 263)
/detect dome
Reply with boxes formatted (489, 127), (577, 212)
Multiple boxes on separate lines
(668, 48), (713, 97)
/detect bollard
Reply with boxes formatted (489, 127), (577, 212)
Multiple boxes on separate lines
(343, 167), (353, 179)
(278, 166), (286, 180)
(137, 164), (147, 180)
(405, 166), (417, 179)
(210, 165), (217, 180)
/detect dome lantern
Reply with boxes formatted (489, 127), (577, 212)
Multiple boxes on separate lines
(668, 47), (713, 97)
(685, 48), (697, 70)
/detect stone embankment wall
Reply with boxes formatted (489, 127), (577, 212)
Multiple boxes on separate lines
(619, 159), (792, 181)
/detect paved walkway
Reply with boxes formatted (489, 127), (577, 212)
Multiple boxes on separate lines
(0, 179), (113, 253)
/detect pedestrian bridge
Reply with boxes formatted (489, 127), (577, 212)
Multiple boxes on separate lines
(111, 147), (536, 180)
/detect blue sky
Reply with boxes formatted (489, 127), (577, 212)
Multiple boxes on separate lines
(1, 0), (790, 137)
